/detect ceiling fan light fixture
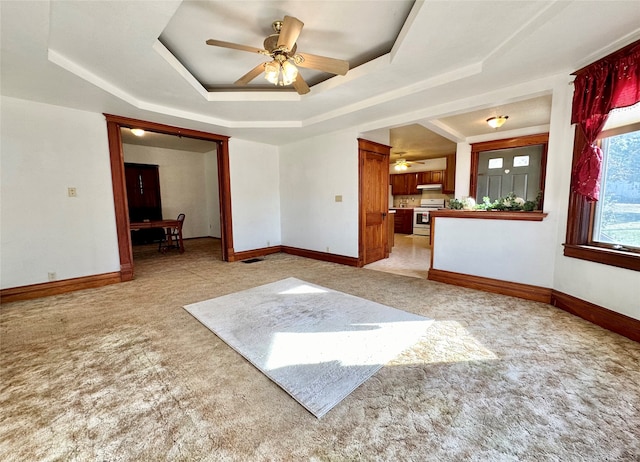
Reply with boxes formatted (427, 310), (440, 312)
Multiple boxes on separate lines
(487, 115), (509, 129)
(281, 60), (298, 85)
(264, 61), (280, 85)
(395, 159), (409, 171)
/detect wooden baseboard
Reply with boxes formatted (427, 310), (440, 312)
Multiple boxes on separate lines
(281, 246), (360, 267)
(1, 272), (122, 303)
(230, 246), (282, 262)
(428, 268), (552, 303)
(551, 290), (640, 343)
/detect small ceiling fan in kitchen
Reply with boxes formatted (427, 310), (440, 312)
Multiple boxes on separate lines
(205, 15), (349, 95)
(393, 158), (425, 171)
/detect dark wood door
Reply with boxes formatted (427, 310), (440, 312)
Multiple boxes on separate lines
(125, 163), (162, 221)
(359, 139), (390, 266)
(125, 163), (163, 244)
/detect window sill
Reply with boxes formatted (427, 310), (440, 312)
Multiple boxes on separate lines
(563, 244), (640, 271)
(429, 210), (548, 221)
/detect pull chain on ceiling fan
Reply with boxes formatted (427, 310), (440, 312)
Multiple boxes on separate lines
(206, 16), (349, 95)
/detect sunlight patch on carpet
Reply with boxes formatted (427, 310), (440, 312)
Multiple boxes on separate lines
(184, 277), (433, 418)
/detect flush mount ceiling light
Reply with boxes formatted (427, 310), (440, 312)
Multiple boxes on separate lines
(486, 116), (509, 129)
(130, 128), (145, 137)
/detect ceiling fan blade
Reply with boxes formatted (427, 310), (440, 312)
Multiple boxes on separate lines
(277, 16), (304, 52)
(206, 39), (265, 55)
(293, 74), (310, 95)
(234, 63), (266, 86)
(296, 52), (349, 76)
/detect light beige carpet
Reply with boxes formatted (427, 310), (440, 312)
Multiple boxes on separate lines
(184, 277), (433, 418)
(1, 238), (639, 461)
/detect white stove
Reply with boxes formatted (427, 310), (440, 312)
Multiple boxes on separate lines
(413, 198), (446, 237)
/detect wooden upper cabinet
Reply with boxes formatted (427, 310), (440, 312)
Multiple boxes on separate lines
(391, 174), (408, 195)
(417, 170), (445, 185)
(406, 173), (418, 193)
(390, 154), (455, 196)
(391, 172), (419, 195)
(392, 170), (447, 194)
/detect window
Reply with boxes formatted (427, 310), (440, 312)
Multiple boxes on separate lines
(565, 106), (640, 271)
(513, 155), (530, 167)
(564, 39), (639, 271)
(488, 158), (503, 169)
(592, 124), (640, 251)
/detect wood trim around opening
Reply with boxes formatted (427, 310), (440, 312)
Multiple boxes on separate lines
(104, 114), (234, 278)
(470, 133), (549, 210)
(564, 125), (639, 271)
(429, 210), (548, 221)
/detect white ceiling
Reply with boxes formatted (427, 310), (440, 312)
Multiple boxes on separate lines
(2, 1), (639, 159)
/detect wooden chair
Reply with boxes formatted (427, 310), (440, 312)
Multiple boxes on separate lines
(159, 213), (185, 253)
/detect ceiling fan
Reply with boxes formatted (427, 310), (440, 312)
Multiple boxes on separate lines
(393, 158), (425, 171)
(206, 16), (349, 95)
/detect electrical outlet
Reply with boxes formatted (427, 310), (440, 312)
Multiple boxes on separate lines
(335, 195), (342, 202)
(48, 272), (56, 281)
(267, 240), (270, 247)
(68, 187), (77, 197)
(326, 246), (330, 253)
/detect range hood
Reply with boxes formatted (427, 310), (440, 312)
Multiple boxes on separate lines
(417, 183), (442, 190)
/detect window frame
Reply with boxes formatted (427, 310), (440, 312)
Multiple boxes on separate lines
(563, 123), (640, 271)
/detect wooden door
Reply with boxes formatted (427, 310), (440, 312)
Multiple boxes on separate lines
(476, 145), (542, 202)
(125, 163), (162, 221)
(359, 139), (390, 266)
(125, 163), (163, 245)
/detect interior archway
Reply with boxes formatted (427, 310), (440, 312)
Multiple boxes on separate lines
(104, 114), (233, 281)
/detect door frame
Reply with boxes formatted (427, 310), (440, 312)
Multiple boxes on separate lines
(470, 133), (548, 209)
(358, 138), (391, 266)
(104, 114), (233, 281)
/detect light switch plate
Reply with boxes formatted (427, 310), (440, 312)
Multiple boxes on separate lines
(68, 187), (77, 197)
(335, 195), (342, 202)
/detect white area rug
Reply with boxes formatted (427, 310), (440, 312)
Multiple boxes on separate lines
(184, 277), (433, 418)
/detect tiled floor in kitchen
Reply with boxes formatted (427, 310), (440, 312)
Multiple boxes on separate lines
(363, 233), (431, 279)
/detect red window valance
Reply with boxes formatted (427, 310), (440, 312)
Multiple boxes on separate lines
(571, 39), (640, 201)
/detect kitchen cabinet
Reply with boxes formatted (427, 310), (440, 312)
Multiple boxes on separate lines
(391, 174), (409, 195)
(391, 168), (447, 195)
(417, 170), (444, 185)
(391, 173), (418, 195)
(393, 208), (413, 234)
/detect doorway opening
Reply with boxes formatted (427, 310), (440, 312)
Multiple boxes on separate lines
(105, 114), (233, 281)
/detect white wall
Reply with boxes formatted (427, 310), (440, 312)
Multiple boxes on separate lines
(548, 78), (640, 319)
(454, 142), (472, 198)
(228, 138), (281, 252)
(280, 130), (360, 257)
(432, 218), (556, 287)
(0, 96), (120, 289)
(122, 144), (219, 239)
(433, 76), (638, 319)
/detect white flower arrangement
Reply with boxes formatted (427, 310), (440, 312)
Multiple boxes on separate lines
(449, 192), (541, 212)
